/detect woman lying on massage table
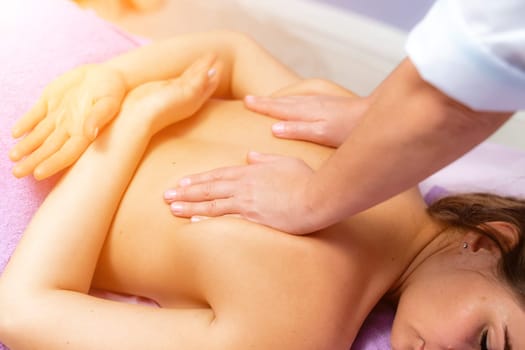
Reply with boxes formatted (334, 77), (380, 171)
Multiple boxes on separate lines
(0, 31), (524, 349)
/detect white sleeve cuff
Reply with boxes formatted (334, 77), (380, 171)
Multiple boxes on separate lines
(406, 0), (525, 111)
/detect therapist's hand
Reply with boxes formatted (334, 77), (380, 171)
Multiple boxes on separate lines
(164, 151), (319, 235)
(9, 63), (127, 180)
(245, 94), (369, 147)
(244, 79), (370, 148)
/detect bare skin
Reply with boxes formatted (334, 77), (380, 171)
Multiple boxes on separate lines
(0, 53), (434, 349)
(91, 99), (430, 347)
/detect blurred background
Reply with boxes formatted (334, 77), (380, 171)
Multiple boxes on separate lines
(320, 0), (434, 31)
(102, 0), (415, 94)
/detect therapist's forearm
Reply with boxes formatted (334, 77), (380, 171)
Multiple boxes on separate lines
(308, 58), (511, 226)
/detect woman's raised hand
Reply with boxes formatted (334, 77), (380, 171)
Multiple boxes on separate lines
(120, 54), (220, 136)
(9, 64), (128, 180)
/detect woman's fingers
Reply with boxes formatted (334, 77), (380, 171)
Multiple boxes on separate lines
(179, 53), (219, 101)
(34, 136), (89, 180)
(11, 98), (48, 138)
(9, 116), (55, 161)
(12, 128), (68, 178)
(83, 96), (120, 141)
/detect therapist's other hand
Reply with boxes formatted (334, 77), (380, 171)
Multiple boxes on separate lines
(244, 79), (369, 148)
(9, 63), (127, 180)
(164, 152), (318, 235)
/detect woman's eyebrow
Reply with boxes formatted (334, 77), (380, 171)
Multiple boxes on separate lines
(504, 325), (511, 350)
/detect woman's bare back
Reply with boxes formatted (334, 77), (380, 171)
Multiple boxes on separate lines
(91, 99), (422, 348)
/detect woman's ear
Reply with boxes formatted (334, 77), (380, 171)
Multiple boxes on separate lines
(484, 221), (520, 251)
(464, 221), (520, 253)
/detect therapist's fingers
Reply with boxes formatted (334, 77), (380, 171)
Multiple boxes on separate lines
(176, 165), (247, 188)
(244, 95), (321, 122)
(164, 180), (237, 203)
(9, 116), (55, 161)
(33, 136), (89, 180)
(11, 99), (48, 138)
(12, 128), (68, 179)
(169, 198), (237, 218)
(271, 121), (332, 144)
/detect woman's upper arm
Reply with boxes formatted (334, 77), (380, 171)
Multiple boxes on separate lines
(107, 30), (301, 100)
(0, 288), (316, 350)
(223, 31), (301, 98)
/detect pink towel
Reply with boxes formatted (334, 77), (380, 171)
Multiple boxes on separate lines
(0, 0), (142, 276)
(0, 4), (143, 349)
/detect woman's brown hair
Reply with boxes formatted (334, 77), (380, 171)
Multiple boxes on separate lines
(427, 193), (525, 301)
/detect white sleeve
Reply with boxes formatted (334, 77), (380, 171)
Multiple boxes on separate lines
(406, 0), (525, 111)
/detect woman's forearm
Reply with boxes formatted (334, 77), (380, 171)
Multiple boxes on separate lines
(106, 30), (298, 98)
(308, 58), (511, 227)
(1, 114), (149, 294)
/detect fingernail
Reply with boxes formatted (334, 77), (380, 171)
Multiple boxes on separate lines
(8, 149), (19, 161)
(179, 178), (191, 187)
(272, 123), (285, 134)
(11, 127), (20, 138)
(245, 95), (256, 103)
(170, 202), (183, 214)
(33, 168), (45, 181)
(12, 165), (22, 178)
(207, 68), (216, 77)
(164, 189), (177, 201)
(248, 150), (261, 158)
